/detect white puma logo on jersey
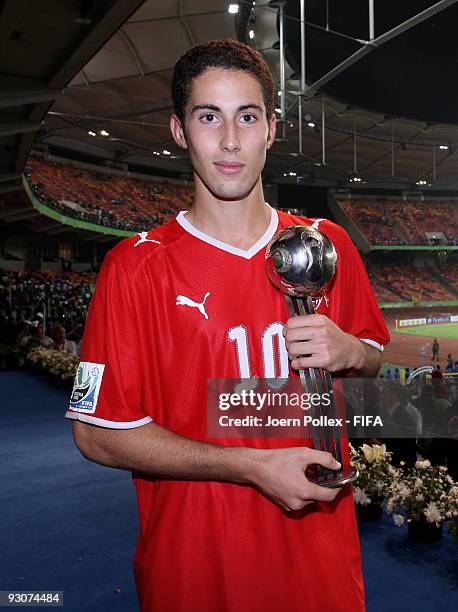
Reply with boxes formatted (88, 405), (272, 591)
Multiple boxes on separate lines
(176, 292), (210, 320)
(134, 232), (161, 247)
(310, 218), (326, 230)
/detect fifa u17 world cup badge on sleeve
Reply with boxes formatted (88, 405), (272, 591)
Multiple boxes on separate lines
(70, 362), (105, 413)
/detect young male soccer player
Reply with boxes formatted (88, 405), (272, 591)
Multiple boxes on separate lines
(67, 40), (389, 611)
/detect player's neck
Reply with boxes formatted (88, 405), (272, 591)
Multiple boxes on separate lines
(186, 181), (272, 250)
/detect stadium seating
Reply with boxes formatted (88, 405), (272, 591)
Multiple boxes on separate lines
(367, 263), (456, 303)
(25, 158), (193, 232)
(338, 198), (458, 246)
(26, 162), (458, 248)
(339, 199), (401, 245)
(437, 263), (458, 292)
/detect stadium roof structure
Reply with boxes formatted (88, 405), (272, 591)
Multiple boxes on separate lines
(36, 0), (458, 190)
(3, 0), (458, 205)
(0, 0), (145, 237)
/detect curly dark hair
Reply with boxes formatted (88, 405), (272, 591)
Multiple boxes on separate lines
(171, 39), (276, 129)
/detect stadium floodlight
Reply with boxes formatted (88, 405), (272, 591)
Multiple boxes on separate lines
(100, 129), (109, 136)
(88, 130), (96, 137)
(289, 171), (296, 176)
(307, 121), (315, 128)
(162, 149), (171, 155)
(249, 29), (255, 39)
(228, 4), (239, 14)
(439, 145), (449, 150)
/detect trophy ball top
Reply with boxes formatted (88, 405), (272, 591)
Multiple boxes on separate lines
(265, 225), (337, 296)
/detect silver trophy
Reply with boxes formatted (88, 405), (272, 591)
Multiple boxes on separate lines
(266, 225), (358, 488)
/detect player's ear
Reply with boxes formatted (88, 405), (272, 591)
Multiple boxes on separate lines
(170, 114), (188, 150)
(266, 113), (276, 149)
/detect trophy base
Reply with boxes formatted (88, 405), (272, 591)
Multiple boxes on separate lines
(306, 465), (359, 489)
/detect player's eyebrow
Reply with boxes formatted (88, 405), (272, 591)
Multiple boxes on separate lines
(190, 103), (264, 114)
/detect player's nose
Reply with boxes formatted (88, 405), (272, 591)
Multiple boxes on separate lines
(220, 120), (241, 153)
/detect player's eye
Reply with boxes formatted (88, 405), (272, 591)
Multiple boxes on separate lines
(239, 114), (257, 124)
(199, 113), (218, 123)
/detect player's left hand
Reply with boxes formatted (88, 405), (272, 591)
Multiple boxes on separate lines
(283, 314), (365, 373)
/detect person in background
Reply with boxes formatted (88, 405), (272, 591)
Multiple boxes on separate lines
(52, 324), (79, 356)
(431, 363), (443, 390)
(19, 320), (53, 350)
(379, 382), (418, 465)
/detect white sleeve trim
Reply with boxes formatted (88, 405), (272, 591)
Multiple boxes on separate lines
(65, 410), (153, 429)
(360, 338), (384, 352)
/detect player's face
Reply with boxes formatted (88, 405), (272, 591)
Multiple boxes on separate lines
(171, 68), (276, 201)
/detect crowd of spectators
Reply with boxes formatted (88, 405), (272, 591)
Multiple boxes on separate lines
(339, 199), (401, 245)
(339, 198), (458, 246)
(367, 263), (456, 303)
(0, 270), (96, 363)
(25, 158), (192, 233)
(1, 263), (455, 359)
(438, 263), (458, 292)
(385, 200), (458, 245)
(24, 161), (458, 248)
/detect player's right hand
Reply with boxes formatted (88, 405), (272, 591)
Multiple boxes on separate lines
(247, 446), (342, 512)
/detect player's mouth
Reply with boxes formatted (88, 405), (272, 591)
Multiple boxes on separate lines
(214, 161), (245, 176)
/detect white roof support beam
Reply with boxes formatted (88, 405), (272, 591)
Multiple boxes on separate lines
(300, 0), (458, 99)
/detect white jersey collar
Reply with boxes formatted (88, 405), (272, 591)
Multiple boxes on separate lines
(176, 204), (279, 260)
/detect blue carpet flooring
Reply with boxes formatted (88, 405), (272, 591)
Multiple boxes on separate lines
(1, 371), (457, 611)
(1, 371), (138, 611)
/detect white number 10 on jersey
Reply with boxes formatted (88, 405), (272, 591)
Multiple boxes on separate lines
(228, 322), (290, 379)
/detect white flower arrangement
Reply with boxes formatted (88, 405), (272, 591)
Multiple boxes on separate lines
(349, 443), (397, 506)
(446, 485), (458, 539)
(385, 458), (454, 528)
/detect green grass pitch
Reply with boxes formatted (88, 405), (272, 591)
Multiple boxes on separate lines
(392, 322), (458, 341)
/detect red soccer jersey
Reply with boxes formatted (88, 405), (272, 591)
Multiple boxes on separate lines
(66, 206), (389, 612)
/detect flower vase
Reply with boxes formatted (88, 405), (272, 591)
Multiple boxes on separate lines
(355, 496), (384, 522)
(408, 517), (443, 543)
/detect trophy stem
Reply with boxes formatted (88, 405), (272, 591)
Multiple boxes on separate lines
(297, 297), (343, 467)
(285, 295), (324, 482)
(285, 294), (357, 488)
(295, 297), (336, 458)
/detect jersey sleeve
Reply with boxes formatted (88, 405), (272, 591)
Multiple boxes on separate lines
(65, 252), (153, 429)
(331, 225), (390, 351)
